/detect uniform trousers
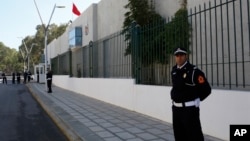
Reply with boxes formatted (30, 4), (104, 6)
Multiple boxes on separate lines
(172, 106), (204, 141)
(47, 80), (52, 92)
(3, 77), (7, 84)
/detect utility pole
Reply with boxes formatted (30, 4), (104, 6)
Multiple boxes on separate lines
(33, 0), (65, 91)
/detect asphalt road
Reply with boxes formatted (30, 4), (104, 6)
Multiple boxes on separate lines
(0, 80), (68, 141)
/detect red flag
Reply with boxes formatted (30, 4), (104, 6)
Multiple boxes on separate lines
(72, 3), (81, 16)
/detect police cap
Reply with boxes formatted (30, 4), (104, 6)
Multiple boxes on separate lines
(174, 47), (187, 55)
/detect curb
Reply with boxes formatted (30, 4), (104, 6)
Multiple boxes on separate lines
(27, 84), (83, 141)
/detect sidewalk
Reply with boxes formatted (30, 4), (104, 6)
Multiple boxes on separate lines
(27, 82), (224, 141)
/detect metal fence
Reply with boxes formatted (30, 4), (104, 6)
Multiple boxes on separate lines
(52, 32), (133, 78)
(188, 0), (250, 90)
(51, 0), (250, 90)
(51, 51), (71, 75)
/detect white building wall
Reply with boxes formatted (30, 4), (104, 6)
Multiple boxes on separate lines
(47, 0), (181, 59)
(67, 3), (98, 47)
(47, 27), (70, 60)
(81, 4), (98, 46)
(47, 3), (98, 60)
(154, 0), (181, 19)
(47, 39), (56, 65)
(97, 0), (128, 39)
(56, 31), (68, 55)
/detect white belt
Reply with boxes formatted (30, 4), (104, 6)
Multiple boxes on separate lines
(173, 98), (200, 107)
(47, 78), (52, 80)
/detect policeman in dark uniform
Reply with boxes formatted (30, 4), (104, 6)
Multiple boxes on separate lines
(2, 72), (7, 84)
(27, 71), (32, 82)
(12, 72), (15, 84)
(46, 69), (53, 93)
(16, 72), (21, 84)
(23, 70), (28, 84)
(171, 47), (211, 141)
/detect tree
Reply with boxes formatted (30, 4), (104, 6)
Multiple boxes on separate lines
(122, 0), (162, 55)
(122, 0), (191, 65)
(0, 42), (22, 73)
(0, 23), (67, 74)
(18, 23), (67, 71)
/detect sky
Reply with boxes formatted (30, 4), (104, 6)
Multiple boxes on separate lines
(0, 0), (101, 50)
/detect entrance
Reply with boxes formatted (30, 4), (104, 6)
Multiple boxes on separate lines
(34, 63), (45, 83)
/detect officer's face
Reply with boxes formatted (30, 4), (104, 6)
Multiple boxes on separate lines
(175, 53), (187, 67)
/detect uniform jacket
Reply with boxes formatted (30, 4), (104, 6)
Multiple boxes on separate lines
(171, 61), (211, 102)
(46, 71), (53, 80)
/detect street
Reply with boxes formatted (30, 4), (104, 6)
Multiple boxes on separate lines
(0, 80), (68, 141)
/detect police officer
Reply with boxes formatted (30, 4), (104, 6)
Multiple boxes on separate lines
(46, 69), (53, 93)
(2, 72), (7, 84)
(23, 70), (28, 84)
(171, 47), (211, 141)
(27, 71), (32, 82)
(12, 72), (15, 84)
(16, 72), (21, 84)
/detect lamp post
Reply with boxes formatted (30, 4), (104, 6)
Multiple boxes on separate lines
(44, 4), (65, 71)
(33, 0), (65, 90)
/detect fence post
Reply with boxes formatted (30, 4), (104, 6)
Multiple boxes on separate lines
(57, 54), (60, 74)
(131, 21), (141, 84)
(135, 24), (141, 84)
(89, 41), (93, 77)
(69, 49), (73, 77)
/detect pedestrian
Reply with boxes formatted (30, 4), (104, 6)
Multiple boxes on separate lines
(2, 72), (7, 84)
(27, 71), (32, 82)
(17, 72), (21, 84)
(170, 47), (211, 141)
(36, 70), (39, 83)
(46, 69), (53, 93)
(12, 72), (15, 84)
(23, 70), (28, 84)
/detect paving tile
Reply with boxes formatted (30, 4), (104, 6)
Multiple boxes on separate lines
(117, 123), (133, 128)
(125, 127), (144, 134)
(134, 123), (151, 129)
(93, 119), (107, 124)
(100, 122), (115, 128)
(136, 133), (158, 140)
(108, 119), (123, 124)
(104, 137), (123, 141)
(126, 138), (144, 141)
(89, 126), (105, 132)
(78, 118), (91, 123)
(115, 132), (135, 140)
(96, 131), (114, 138)
(146, 128), (165, 135)
(151, 139), (166, 141)
(107, 127), (124, 133)
(73, 115), (85, 119)
(154, 124), (172, 130)
(83, 121), (97, 127)
(126, 119), (139, 124)
(86, 115), (99, 119)
(102, 116), (115, 120)
(158, 133), (175, 141)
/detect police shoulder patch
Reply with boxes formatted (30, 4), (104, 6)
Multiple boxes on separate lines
(198, 75), (205, 84)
